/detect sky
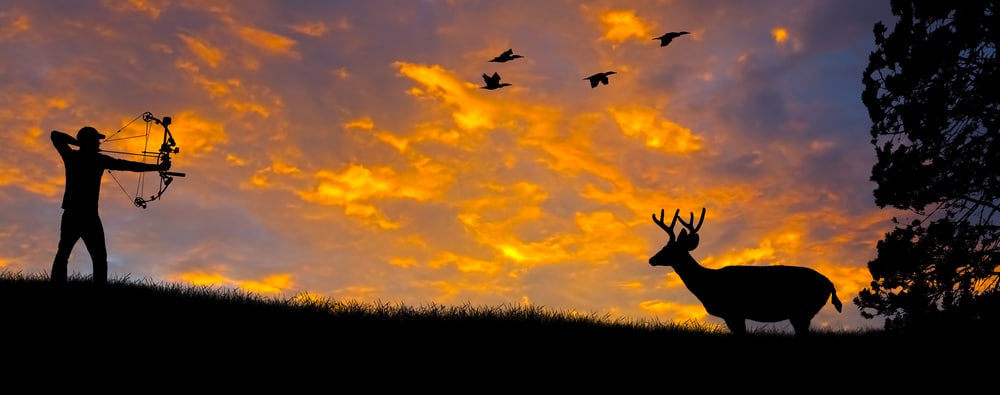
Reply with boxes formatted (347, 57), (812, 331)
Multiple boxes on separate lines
(0, 0), (904, 333)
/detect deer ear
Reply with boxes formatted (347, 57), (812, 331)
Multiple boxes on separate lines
(678, 229), (689, 239)
(684, 233), (700, 251)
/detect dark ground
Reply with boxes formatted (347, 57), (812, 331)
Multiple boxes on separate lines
(0, 278), (991, 392)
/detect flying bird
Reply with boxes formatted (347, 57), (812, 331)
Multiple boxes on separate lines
(653, 31), (690, 47)
(489, 48), (523, 63)
(481, 72), (511, 90)
(583, 71), (616, 88)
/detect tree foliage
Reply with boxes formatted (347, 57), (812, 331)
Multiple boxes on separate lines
(855, 0), (999, 332)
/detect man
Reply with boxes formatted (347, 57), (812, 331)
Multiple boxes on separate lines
(50, 126), (170, 285)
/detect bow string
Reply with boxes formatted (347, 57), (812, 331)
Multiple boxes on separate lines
(100, 111), (186, 209)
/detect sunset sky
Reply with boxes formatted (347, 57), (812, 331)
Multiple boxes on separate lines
(0, 0), (903, 332)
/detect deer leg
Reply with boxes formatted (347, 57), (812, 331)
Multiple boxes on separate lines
(724, 318), (746, 336)
(790, 318), (811, 337)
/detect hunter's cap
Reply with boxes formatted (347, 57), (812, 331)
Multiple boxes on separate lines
(76, 126), (106, 142)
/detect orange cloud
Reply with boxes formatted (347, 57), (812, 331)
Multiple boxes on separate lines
(393, 61), (681, 269)
(293, 291), (328, 305)
(331, 67), (350, 80)
(101, 0), (166, 19)
(396, 62), (467, 94)
(178, 33), (224, 68)
(177, 55), (282, 118)
(225, 100), (271, 117)
(344, 117), (375, 130)
(457, 182), (548, 230)
(289, 22), (327, 37)
(225, 154), (245, 166)
(192, 76), (232, 98)
(0, 166), (62, 197)
(389, 257), (417, 268)
(703, 237), (783, 267)
(174, 271), (227, 286)
(815, 262), (873, 305)
(531, 128), (631, 184)
(395, 62), (570, 149)
(375, 123), (468, 153)
(574, 211), (649, 260)
(394, 61), (573, 157)
(4, 94), (74, 153)
(262, 160), (302, 177)
(455, 182), (570, 265)
(772, 27), (789, 43)
(175, 59), (199, 74)
(235, 25), (301, 59)
(297, 159), (453, 227)
(158, 111), (227, 157)
(171, 271), (293, 295)
(598, 10), (654, 43)
(455, 184), (650, 267)
(420, 278), (518, 304)
(428, 251), (504, 274)
(94, 112), (225, 201)
(305, 165), (397, 203)
(47, 98), (69, 110)
(700, 217), (806, 268)
(329, 285), (381, 302)
(609, 107), (702, 153)
(0, 10), (31, 40)
(239, 273), (294, 294)
(663, 271), (687, 289)
(18, 126), (44, 151)
(638, 299), (709, 321)
(772, 26), (803, 51)
(355, 117), (470, 154)
(395, 62), (510, 133)
(333, 16), (352, 31)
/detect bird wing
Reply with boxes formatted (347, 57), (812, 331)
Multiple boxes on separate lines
(502, 48), (513, 57)
(657, 31), (689, 39)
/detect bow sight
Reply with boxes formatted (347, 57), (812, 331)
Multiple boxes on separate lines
(143, 112), (179, 156)
(103, 111), (186, 209)
(132, 112), (185, 208)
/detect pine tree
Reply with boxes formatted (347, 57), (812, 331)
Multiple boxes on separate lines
(855, 0), (999, 332)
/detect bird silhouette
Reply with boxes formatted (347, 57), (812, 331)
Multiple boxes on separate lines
(583, 71), (616, 88)
(481, 72), (511, 90)
(489, 48), (523, 63)
(653, 31), (690, 47)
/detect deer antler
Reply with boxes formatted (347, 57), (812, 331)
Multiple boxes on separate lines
(677, 207), (706, 235)
(652, 208), (681, 242)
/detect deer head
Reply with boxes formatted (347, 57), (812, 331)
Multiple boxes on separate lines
(649, 207), (705, 267)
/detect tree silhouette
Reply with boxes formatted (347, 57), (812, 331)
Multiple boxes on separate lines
(855, 0), (999, 332)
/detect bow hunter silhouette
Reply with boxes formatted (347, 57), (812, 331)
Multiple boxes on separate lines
(50, 113), (183, 285)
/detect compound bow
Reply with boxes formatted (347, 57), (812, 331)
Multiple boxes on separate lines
(100, 111), (186, 209)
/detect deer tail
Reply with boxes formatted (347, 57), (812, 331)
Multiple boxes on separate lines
(830, 286), (843, 312)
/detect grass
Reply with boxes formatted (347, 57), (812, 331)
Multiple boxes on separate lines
(0, 270), (987, 390)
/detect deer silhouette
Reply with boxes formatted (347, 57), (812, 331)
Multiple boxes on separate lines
(649, 208), (842, 336)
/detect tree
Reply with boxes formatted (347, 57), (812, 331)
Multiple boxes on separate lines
(855, 0), (999, 332)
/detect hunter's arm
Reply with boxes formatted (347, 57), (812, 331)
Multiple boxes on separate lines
(105, 156), (170, 173)
(50, 131), (78, 156)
